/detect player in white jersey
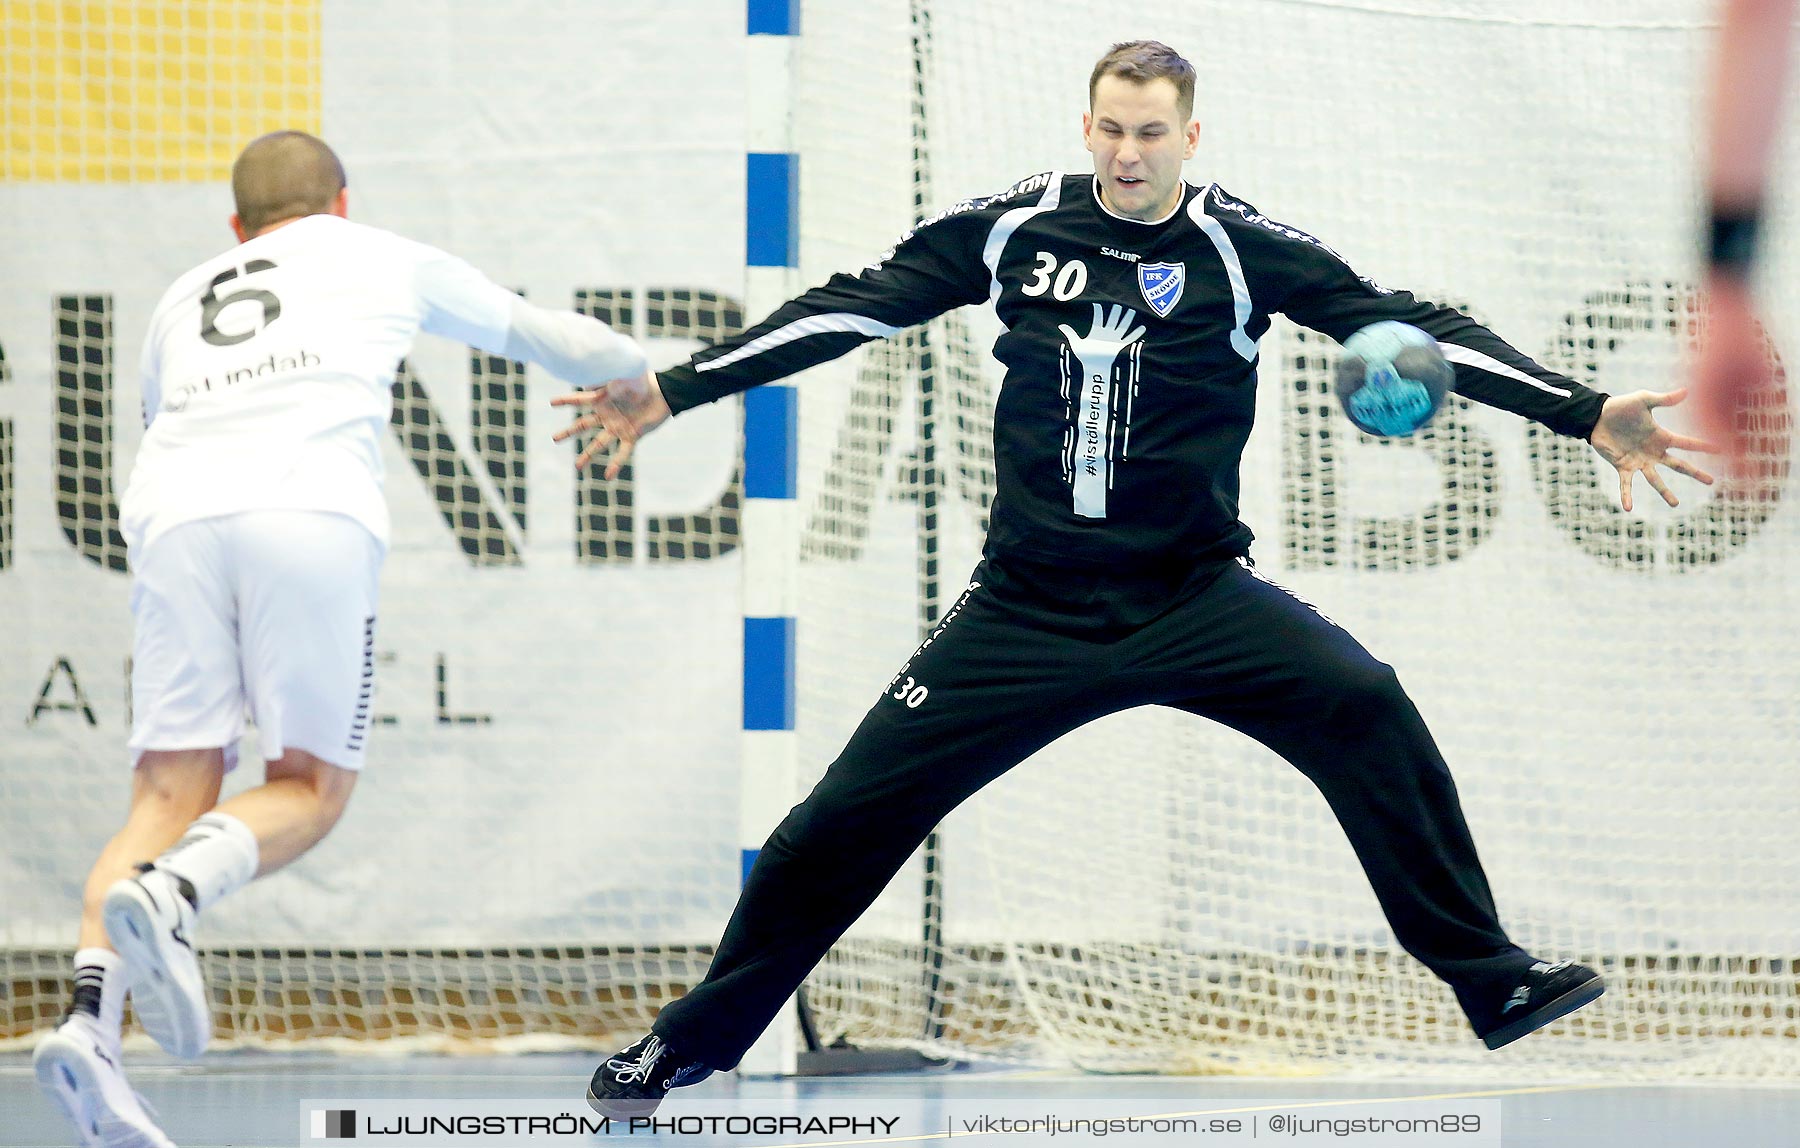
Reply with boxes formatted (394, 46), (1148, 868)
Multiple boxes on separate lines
(32, 131), (648, 1148)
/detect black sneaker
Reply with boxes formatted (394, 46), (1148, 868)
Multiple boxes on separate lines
(1476, 959), (1604, 1050)
(585, 1032), (713, 1118)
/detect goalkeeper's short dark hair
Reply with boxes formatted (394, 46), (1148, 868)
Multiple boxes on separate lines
(1089, 41), (1196, 120)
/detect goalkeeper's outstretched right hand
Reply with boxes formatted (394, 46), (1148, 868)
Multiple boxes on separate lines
(551, 370), (671, 478)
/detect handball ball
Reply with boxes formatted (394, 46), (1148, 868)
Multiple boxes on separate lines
(1334, 321), (1455, 437)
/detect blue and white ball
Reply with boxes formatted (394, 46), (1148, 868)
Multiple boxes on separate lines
(1333, 321), (1455, 437)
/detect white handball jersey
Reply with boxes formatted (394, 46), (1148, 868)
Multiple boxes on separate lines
(123, 213), (646, 553)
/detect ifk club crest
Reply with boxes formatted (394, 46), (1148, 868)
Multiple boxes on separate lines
(1137, 261), (1185, 318)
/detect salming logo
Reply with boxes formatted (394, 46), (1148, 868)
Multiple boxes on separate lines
(1209, 186), (1350, 263)
(666, 1063), (711, 1088)
(1501, 960), (1570, 1013)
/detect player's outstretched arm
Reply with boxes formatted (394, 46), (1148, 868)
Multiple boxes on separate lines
(1707, 0), (1794, 214)
(1691, 0), (1795, 463)
(1245, 199), (1721, 509)
(410, 243), (649, 386)
(1588, 388), (1717, 510)
(549, 236), (974, 479)
(1248, 197), (1607, 441)
(550, 370), (670, 478)
(501, 297), (648, 387)
(409, 243), (662, 476)
(1690, 279), (1770, 468)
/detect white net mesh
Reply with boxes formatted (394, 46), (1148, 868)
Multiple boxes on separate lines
(2, 0), (1794, 1082)
(793, 0), (1800, 1079)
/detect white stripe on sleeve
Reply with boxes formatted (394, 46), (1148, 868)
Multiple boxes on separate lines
(983, 173), (1064, 303)
(1191, 193), (1259, 362)
(696, 312), (902, 373)
(1438, 342), (1572, 397)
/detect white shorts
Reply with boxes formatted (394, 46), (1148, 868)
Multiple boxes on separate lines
(128, 510), (382, 772)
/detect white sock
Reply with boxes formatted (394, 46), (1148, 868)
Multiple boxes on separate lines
(155, 811), (259, 912)
(72, 947), (127, 1050)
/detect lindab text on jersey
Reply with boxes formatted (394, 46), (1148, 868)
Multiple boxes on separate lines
(165, 349), (320, 412)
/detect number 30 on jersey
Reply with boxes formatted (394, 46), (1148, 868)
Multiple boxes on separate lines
(1021, 251), (1088, 301)
(890, 675), (929, 709)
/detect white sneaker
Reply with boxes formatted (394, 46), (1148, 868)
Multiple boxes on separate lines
(33, 1014), (178, 1148)
(102, 868), (210, 1060)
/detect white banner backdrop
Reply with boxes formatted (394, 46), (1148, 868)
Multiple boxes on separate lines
(1, 0), (749, 948)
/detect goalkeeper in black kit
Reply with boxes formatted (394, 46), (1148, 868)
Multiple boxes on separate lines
(562, 41), (1714, 1114)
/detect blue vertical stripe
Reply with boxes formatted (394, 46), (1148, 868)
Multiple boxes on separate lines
(746, 0), (799, 36)
(743, 0), (799, 958)
(746, 153), (799, 269)
(744, 385), (798, 500)
(743, 616), (796, 730)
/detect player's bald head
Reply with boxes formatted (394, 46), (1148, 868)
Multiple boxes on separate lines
(231, 131), (346, 237)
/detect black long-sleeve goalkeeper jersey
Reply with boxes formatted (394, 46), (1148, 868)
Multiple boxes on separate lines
(660, 173), (1607, 570)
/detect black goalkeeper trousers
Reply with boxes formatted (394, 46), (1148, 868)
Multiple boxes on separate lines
(654, 553), (1533, 1070)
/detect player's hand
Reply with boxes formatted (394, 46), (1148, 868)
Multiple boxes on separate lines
(1690, 273), (1774, 474)
(550, 370), (671, 478)
(1588, 388), (1716, 511)
(1057, 303), (1146, 358)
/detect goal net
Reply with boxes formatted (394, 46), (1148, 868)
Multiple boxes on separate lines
(2, 0), (1794, 1083)
(791, 0), (1800, 1079)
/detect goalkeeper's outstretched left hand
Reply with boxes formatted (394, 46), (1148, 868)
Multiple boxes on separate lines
(1588, 387), (1716, 511)
(551, 370), (671, 478)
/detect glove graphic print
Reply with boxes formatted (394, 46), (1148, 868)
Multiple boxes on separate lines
(1057, 304), (1147, 518)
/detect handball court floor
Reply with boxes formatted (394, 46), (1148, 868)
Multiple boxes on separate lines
(3, 1051), (1797, 1147)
